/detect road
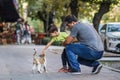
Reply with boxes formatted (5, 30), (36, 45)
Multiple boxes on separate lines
(0, 45), (120, 80)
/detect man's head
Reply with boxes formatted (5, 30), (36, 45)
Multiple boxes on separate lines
(64, 15), (78, 28)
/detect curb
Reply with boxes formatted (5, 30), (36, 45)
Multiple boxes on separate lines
(103, 66), (120, 73)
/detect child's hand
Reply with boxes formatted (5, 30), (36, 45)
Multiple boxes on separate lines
(40, 50), (45, 56)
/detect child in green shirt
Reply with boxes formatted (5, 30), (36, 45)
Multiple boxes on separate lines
(40, 24), (70, 73)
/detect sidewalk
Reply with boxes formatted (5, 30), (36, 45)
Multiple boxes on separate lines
(0, 45), (120, 80)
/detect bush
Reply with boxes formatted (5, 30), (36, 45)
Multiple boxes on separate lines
(42, 37), (51, 45)
(42, 37), (62, 46)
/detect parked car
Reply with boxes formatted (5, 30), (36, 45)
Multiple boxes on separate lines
(98, 24), (103, 34)
(99, 22), (120, 53)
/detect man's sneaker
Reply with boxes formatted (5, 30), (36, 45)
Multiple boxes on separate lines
(68, 69), (81, 74)
(92, 64), (103, 74)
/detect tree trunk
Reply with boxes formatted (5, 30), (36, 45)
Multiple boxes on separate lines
(93, 2), (111, 32)
(43, 21), (47, 32)
(70, 0), (79, 18)
(37, 11), (54, 33)
(60, 16), (66, 32)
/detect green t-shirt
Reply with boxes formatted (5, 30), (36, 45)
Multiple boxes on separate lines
(51, 32), (68, 42)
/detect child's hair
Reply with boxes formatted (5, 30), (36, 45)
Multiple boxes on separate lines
(48, 24), (58, 33)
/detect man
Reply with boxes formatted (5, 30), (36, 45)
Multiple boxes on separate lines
(16, 18), (24, 45)
(63, 15), (104, 74)
(21, 21), (31, 44)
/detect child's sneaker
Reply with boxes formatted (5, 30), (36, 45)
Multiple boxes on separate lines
(58, 67), (69, 73)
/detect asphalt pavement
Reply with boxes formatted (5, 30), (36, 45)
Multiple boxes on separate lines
(0, 45), (120, 80)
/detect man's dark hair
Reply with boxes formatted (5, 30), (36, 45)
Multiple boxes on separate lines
(64, 15), (78, 23)
(48, 24), (58, 33)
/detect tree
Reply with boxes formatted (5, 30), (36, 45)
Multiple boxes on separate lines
(81, 0), (119, 32)
(67, 0), (119, 31)
(25, 0), (120, 33)
(25, 0), (50, 32)
(93, 1), (111, 31)
(69, 0), (79, 18)
(102, 1), (120, 22)
(26, 0), (70, 32)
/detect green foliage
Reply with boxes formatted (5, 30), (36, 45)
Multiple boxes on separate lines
(102, 0), (120, 22)
(80, 0), (120, 24)
(24, 0), (98, 22)
(78, 1), (99, 22)
(27, 17), (44, 32)
(25, 0), (70, 20)
(42, 37), (51, 45)
(81, 0), (119, 4)
(24, 0), (120, 26)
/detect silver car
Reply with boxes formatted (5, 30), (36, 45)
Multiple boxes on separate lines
(99, 22), (120, 53)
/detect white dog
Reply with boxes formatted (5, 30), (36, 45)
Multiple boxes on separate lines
(32, 49), (47, 73)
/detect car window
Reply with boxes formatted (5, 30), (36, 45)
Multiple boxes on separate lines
(100, 24), (106, 31)
(108, 24), (120, 32)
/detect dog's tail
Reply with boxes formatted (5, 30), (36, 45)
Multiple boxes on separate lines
(33, 48), (37, 56)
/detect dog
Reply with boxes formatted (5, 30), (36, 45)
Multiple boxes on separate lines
(32, 48), (47, 73)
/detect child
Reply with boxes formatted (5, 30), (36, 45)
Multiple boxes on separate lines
(58, 48), (71, 73)
(40, 24), (70, 73)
